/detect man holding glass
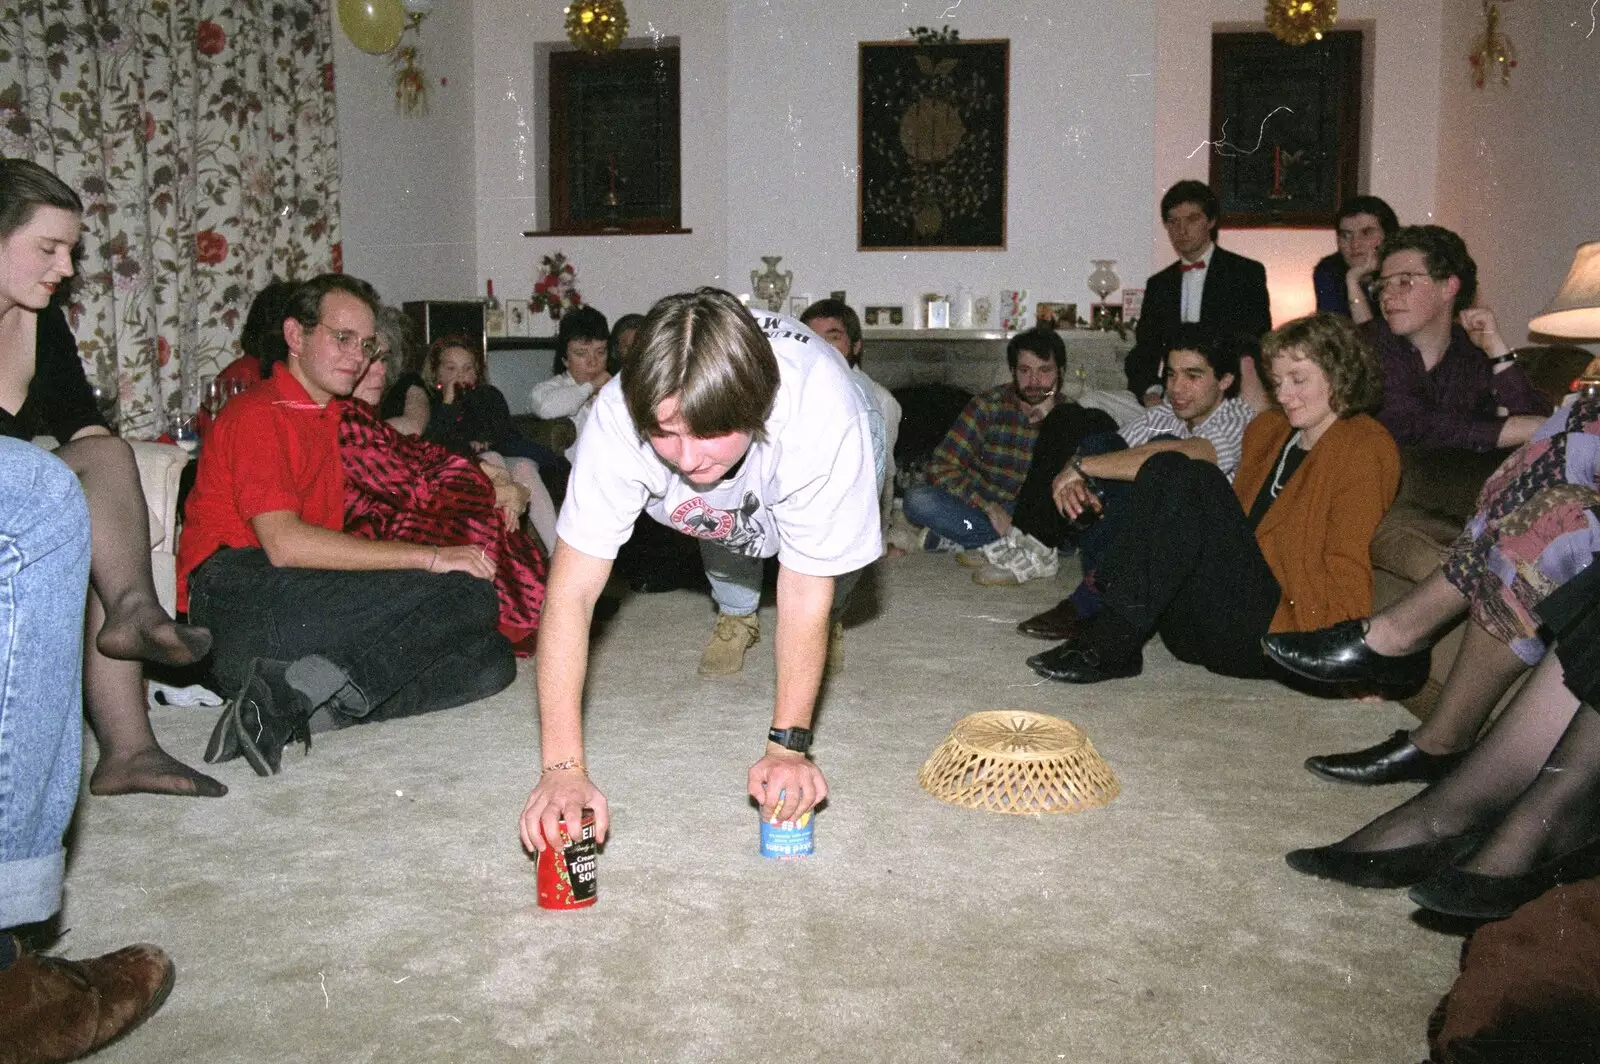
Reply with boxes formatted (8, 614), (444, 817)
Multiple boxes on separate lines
(178, 274), (514, 778)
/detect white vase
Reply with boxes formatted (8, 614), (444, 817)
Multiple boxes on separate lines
(751, 256), (793, 313)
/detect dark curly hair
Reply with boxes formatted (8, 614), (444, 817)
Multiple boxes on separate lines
(424, 333), (487, 387)
(1378, 225), (1477, 315)
(1260, 313), (1383, 418)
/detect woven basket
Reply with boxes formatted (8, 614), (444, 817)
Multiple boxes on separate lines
(919, 710), (1120, 815)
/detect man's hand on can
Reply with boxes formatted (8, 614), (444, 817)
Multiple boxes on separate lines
(520, 767), (609, 852)
(749, 747), (827, 824)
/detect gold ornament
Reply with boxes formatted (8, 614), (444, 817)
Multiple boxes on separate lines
(1264, 0), (1337, 46)
(1468, 0), (1516, 89)
(563, 0), (628, 53)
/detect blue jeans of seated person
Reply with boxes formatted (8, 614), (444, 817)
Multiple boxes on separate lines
(188, 548), (515, 723)
(901, 484), (1001, 550)
(701, 540), (863, 624)
(0, 439), (90, 928)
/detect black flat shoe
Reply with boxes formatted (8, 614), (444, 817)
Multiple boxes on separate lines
(1017, 600), (1084, 642)
(1285, 830), (1483, 889)
(1025, 641), (1141, 684)
(1409, 834), (1600, 919)
(1305, 729), (1467, 785)
(1261, 619), (1430, 696)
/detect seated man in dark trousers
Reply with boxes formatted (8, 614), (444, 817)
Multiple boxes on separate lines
(990, 330), (1260, 638)
(179, 274), (515, 777)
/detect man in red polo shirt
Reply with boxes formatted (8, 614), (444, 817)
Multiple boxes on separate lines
(179, 274), (514, 777)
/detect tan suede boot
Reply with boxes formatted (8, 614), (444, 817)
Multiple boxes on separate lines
(698, 613), (760, 676)
(0, 934), (174, 1063)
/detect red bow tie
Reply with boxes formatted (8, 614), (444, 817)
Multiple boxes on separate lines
(1180, 261), (1206, 272)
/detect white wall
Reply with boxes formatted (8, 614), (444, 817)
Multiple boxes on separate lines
(720, 0), (1156, 323)
(467, 0), (1155, 328)
(472, 0), (730, 325)
(335, 1), (479, 304)
(1154, 0), (1445, 324)
(1435, 0), (1600, 345)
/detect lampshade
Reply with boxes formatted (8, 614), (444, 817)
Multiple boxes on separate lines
(1530, 242), (1600, 338)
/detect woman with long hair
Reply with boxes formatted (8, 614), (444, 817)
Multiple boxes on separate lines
(0, 157), (221, 797)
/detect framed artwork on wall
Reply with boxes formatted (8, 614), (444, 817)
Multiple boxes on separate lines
(858, 38), (1009, 251)
(1208, 31), (1362, 227)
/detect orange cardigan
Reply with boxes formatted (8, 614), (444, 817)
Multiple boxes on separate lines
(1231, 410), (1400, 633)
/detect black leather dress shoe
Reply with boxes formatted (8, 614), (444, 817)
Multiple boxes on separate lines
(1305, 729), (1467, 785)
(1285, 830), (1483, 889)
(1025, 641), (1141, 684)
(1408, 833), (1600, 919)
(1017, 600), (1084, 641)
(1261, 619), (1430, 696)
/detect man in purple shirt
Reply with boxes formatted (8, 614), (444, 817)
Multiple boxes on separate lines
(1366, 225), (1549, 452)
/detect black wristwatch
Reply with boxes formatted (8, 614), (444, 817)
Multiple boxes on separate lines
(1487, 351), (1518, 367)
(768, 726), (814, 755)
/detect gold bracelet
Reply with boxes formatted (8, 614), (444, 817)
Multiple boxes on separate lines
(542, 758), (586, 775)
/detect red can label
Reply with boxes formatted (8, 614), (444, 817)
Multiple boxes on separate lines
(536, 810), (598, 910)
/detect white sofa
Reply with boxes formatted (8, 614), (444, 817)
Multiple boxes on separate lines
(34, 437), (190, 614)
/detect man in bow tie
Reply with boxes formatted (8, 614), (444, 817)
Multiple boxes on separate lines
(1123, 180), (1272, 404)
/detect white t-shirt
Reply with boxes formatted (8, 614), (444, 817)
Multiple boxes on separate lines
(557, 312), (882, 577)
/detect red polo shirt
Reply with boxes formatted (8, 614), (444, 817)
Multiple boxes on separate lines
(176, 370), (347, 611)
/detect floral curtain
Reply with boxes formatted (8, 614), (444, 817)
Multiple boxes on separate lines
(0, 0), (340, 436)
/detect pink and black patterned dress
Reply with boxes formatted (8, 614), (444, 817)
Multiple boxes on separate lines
(339, 400), (546, 650)
(1444, 395), (1600, 664)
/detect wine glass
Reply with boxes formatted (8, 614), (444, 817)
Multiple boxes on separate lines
(172, 413), (200, 454)
(199, 375), (223, 415)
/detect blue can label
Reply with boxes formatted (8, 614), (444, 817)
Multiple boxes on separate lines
(760, 811), (814, 859)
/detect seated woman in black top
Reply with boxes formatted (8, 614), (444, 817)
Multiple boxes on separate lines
(0, 158), (221, 798)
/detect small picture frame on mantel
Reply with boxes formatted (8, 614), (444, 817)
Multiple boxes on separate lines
(863, 305), (905, 328)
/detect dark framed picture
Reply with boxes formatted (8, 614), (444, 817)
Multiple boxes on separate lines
(1208, 31), (1362, 227)
(858, 38), (1009, 250)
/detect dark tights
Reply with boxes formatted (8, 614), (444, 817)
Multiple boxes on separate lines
(54, 435), (223, 797)
(1331, 652), (1600, 876)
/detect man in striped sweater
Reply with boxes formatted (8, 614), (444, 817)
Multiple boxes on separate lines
(897, 327), (1064, 553)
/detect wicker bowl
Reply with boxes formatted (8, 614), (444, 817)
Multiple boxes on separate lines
(919, 710), (1120, 815)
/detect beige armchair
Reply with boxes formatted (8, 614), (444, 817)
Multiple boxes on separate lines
(34, 437), (190, 615)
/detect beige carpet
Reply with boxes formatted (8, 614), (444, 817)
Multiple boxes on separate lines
(64, 551), (1459, 1063)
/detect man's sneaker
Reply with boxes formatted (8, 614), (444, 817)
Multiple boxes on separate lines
(0, 933), (175, 1062)
(825, 621), (845, 674)
(973, 532), (1060, 586)
(216, 658), (313, 777)
(698, 613), (760, 677)
(957, 529), (1017, 568)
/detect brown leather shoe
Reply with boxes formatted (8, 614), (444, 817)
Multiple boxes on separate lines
(0, 934), (175, 1063)
(1017, 599), (1084, 641)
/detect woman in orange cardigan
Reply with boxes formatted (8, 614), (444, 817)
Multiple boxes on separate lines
(1028, 313), (1400, 683)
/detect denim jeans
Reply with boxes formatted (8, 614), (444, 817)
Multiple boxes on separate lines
(0, 439), (90, 928)
(189, 549), (515, 723)
(700, 541), (862, 623)
(901, 484), (1000, 550)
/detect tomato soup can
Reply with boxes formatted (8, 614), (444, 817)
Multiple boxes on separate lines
(759, 808), (814, 860)
(537, 809), (598, 909)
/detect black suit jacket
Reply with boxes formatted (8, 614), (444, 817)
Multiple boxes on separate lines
(1123, 245), (1271, 398)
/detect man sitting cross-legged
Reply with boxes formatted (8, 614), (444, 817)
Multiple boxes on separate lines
(1002, 329), (1264, 641)
(179, 274), (516, 778)
(895, 326), (1062, 554)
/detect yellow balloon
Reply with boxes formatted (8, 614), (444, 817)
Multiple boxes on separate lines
(337, 0), (405, 54)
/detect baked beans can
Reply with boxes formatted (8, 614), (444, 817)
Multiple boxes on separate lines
(536, 809), (598, 909)
(759, 807), (814, 860)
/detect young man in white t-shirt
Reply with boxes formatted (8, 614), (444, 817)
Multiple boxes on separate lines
(519, 288), (881, 855)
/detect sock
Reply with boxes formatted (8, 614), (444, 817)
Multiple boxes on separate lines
(286, 654), (369, 719)
(1068, 572), (1104, 619)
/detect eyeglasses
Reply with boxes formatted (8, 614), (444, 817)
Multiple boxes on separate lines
(314, 323), (382, 359)
(1374, 271), (1437, 296)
